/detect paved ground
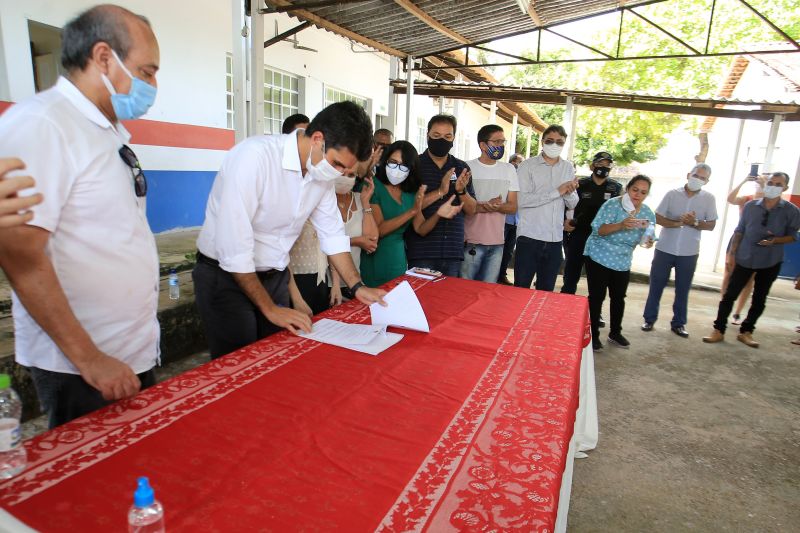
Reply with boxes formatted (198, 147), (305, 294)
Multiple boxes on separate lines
(15, 228), (800, 531)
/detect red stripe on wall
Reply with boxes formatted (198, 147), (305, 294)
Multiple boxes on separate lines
(0, 100), (234, 151)
(791, 195), (800, 209)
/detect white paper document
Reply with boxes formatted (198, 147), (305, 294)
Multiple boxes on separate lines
(370, 280), (430, 333)
(471, 178), (509, 202)
(299, 318), (404, 355)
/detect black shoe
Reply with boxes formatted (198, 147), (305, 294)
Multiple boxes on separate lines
(641, 322), (654, 332)
(671, 326), (689, 338)
(608, 332), (630, 349)
(592, 337), (603, 351)
(598, 314), (606, 328)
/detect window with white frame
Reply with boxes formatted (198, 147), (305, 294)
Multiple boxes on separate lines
(324, 86), (368, 110)
(264, 67), (300, 134)
(225, 54), (234, 129)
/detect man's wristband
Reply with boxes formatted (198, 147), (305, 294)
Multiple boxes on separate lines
(455, 190), (466, 196)
(349, 281), (364, 294)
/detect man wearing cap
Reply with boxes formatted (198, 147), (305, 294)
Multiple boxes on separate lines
(561, 151), (622, 295)
(643, 163), (717, 337)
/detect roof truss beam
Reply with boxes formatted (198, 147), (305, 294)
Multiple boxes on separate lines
(392, 0), (469, 45)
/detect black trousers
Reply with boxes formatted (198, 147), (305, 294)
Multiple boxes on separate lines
(293, 272), (330, 316)
(713, 262), (781, 334)
(192, 261), (291, 359)
(497, 223), (517, 281)
(29, 367), (156, 429)
(561, 229), (590, 294)
(585, 257), (630, 340)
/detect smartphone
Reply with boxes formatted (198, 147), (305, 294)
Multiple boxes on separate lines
(749, 163), (760, 177)
(352, 176), (365, 193)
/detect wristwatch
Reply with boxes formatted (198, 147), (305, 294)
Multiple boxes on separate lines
(455, 190), (466, 196)
(349, 281), (364, 294)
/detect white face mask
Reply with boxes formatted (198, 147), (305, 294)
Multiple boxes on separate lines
(763, 185), (784, 199)
(621, 193), (636, 213)
(542, 143), (564, 159)
(386, 166), (410, 185)
(687, 177), (706, 191)
(334, 176), (355, 194)
(306, 140), (342, 182)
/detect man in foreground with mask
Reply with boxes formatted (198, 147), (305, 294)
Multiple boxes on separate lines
(0, 5), (160, 427)
(193, 102), (387, 359)
(704, 171), (800, 348)
(561, 151), (622, 295)
(514, 125), (578, 291)
(462, 124), (519, 282)
(642, 163), (717, 338)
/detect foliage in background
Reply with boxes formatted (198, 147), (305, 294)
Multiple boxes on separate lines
(506, 0), (799, 166)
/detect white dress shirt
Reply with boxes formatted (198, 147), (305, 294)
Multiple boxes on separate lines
(197, 132), (351, 273)
(655, 187), (718, 256)
(516, 154), (579, 242)
(0, 77), (160, 374)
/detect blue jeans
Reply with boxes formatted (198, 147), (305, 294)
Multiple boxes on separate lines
(408, 258), (462, 278)
(461, 243), (503, 282)
(643, 249), (699, 328)
(513, 236), (563, 291)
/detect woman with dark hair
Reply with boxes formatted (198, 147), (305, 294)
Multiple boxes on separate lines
(360, 140), (461, 287)
(583, 175), (656, 351)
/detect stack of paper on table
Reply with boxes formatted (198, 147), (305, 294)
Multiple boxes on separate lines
(299, 318), (404, 356)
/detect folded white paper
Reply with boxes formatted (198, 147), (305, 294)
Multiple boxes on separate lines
(299, 318), (404, 356)
(370, 280), (430, 333)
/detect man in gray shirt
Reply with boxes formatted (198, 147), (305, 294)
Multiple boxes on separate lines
(642, 163), (717, 337)
(704, 172), (800, 347)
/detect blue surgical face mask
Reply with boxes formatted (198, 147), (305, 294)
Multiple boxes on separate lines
(486, 144), (505, 160)
(100, 50), (157, 120)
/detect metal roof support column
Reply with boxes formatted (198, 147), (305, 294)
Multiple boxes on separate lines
(763, 114), (782, 173)
(388, 56), (399, 136)
(232, 0), (248, 142)
(525, 127), (532, 158)
(564, 96), (577, 160)
(489, 101), (497, 124)
(713, 118), (745, 272)
(404, 55), (414, 141)
(249, 1), (265, 136)
(510, 113), (518, 154)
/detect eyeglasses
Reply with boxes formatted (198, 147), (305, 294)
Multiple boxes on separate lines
(543, 139), (566, 146)
(119, 145), (147, 197)
(386, 161), (409, 172)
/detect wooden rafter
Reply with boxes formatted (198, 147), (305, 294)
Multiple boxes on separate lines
(525, 1), (545, 27)
(392, 0), (469, 45)
(265, 1), (405, 57)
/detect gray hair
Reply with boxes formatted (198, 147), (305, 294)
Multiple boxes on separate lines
(771, 171), (790, 187)
(690, 163), (712, 177)
(61, 4), (150, 72)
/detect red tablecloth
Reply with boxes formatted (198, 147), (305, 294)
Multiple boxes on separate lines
(1, 276), (590, 532)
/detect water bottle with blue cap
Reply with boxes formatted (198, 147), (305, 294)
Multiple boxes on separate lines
(128, 476), (165, 532)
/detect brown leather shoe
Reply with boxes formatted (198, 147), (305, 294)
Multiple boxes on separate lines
(702, 329), (724, 343)
(737, 332), (759, 348)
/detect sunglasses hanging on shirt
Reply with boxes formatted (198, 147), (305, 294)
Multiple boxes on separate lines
(118, 144), (148, 197)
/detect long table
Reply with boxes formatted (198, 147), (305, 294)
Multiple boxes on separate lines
(0, 276), (597, 532)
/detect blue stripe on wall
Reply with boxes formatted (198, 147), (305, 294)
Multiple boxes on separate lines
(145, 170), (217, 233)
(779, 241), (800, 279)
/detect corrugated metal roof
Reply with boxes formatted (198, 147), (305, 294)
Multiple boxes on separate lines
(268, 0), (661, 58)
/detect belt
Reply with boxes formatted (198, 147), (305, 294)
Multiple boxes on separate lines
(196, 251), (282, 279)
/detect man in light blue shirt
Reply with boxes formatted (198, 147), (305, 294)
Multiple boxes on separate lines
(642, 163), (718, 338)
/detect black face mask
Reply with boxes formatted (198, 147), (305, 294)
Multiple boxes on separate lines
(594, 166), (611, 179)
(427, 137), (453, 157)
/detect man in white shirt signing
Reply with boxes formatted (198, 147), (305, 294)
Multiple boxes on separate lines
(0, 5), (161, 428)
(194, 102), (387, 359)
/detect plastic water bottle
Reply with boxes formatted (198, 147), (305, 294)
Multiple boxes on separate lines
(640, 222), (656, 246)
(168, 269), (179, 300)
(0, 374), (26, 479)
(128, 477), (165, 533)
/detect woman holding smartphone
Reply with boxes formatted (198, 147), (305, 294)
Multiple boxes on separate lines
(584, 175), (656, 351)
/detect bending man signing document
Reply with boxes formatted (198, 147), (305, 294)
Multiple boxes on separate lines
(194, 102), (387, 359)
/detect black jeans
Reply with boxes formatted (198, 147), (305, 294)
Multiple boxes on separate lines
(293, 272), (330, 316)
(29, 367), (156, 429)
(193, 261), (291, 359)
(497, 223), (517, 282)
(713, 262), (781, 334)
(561, 229), (590, 295)
(585, 257), (630, 340)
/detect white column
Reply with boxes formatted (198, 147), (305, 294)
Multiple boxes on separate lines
(566, 99), (578, 161)
(525, 127), (532, 158)
(489, 101), (497, 124)
(762, 114), (782, 173)
(438, 96), (445, 114)
(563, 96), (574, 133)
(248, 1), (265, 136)
(387, 57), (399, 135)
(510, 113), (518, 154)
(713, 119), (746, 272)
(404, 55), (414, 141)
(232, 0), (247, 143)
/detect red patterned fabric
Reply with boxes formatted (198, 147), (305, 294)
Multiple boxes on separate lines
(0, 277), (588, 532)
